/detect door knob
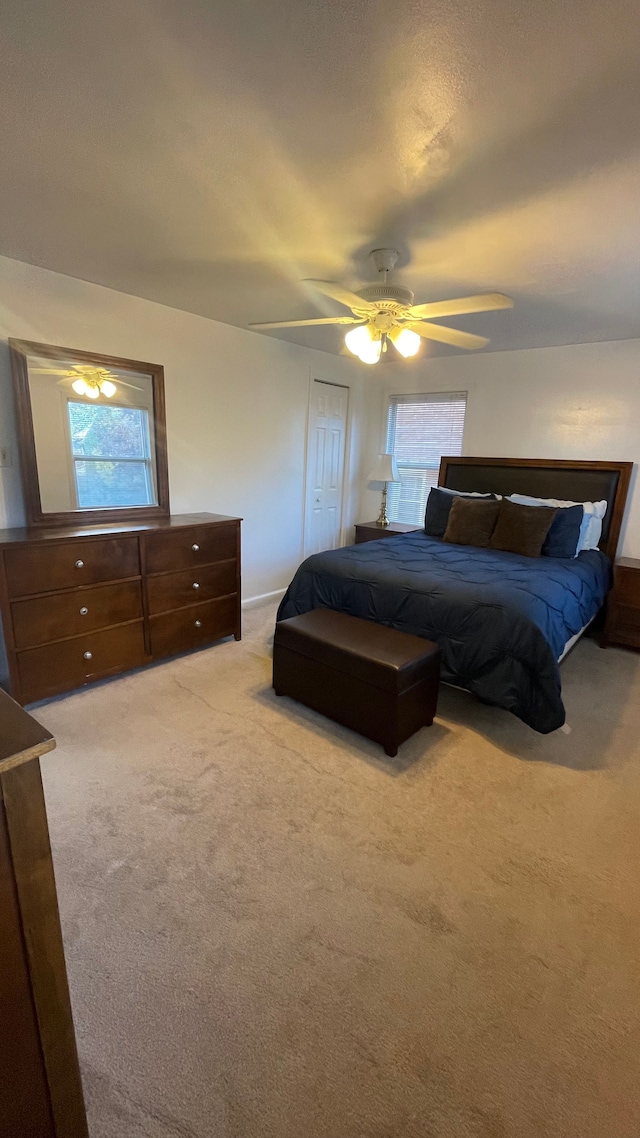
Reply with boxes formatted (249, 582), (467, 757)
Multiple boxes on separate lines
(80, 606), (88, 616)
(192, 543), (200, 551)
(83, 651), (92, 660)
(195, 620), (202, 628)
(192, 582), (200, 589)
(75, 559), (84, 568)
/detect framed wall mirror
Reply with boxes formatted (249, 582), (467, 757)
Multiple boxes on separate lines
(9, 340), (170, 527)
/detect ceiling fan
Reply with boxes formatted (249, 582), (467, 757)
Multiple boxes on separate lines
(249, 249), (513, 363)
(31, 364), (144, 399)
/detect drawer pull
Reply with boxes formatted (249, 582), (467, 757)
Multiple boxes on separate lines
(80, 606), (89, 616)
(192, 581), (200, 590)
(75, 559), (84, 569)
(195, 620), (202, 628)
(192, 543), (200, 552)
(83, 651), (93, 660)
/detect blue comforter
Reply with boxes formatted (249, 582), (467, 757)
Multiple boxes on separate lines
(277, 533), (611, 733)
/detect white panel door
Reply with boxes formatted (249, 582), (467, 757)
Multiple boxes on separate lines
(305, 380), (349, 555)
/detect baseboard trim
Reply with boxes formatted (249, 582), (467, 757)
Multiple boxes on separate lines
(242, 588), (286, 611)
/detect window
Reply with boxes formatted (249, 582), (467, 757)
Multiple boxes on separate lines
(67, 401), (155, 509)
(385, 391), (467, 524)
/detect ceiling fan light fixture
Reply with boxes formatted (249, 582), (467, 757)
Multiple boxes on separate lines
(71, 371), (118, 398)
(344, 324), (373, 356)
(344, 323), (382, 364)
(390, 327), (421, 358)
(358, 339), (382, 365)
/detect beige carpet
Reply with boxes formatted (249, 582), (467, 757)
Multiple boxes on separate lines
(36, 600), (640, 1138)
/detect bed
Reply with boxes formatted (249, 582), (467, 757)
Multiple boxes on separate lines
(277, 458), (632, 733)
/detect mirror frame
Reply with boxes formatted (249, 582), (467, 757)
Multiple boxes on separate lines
(9, 339), (170, 527)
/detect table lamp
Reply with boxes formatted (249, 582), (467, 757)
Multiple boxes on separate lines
(367, 453), (400, 527)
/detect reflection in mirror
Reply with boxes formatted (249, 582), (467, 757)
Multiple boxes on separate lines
(27, 357), (158, 512)
(9, 340), (169, 525)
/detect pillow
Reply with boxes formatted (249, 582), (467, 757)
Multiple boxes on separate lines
(582, 506), (607, 551)
(489, 499), (557, 558)
(508, 494), (607, 553)
(542, 503), (584, 558)
(442, 496), (501, 548)
(506, 496), (583, 558)
(425, 487), (497, 538)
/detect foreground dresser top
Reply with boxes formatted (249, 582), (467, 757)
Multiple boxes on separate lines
(0, 512), (242, 547)
(0, 687), (55, 773)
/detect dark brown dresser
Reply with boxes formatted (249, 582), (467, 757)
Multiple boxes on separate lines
(0, 688), (88, 1137)
(0, 513), (241, 705)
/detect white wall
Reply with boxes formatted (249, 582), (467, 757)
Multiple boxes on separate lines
(0, 255), (368, 600)
(362, 339), (640, 556)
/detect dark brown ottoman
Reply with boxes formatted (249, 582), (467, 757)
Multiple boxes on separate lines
(273, 609), (440, 757)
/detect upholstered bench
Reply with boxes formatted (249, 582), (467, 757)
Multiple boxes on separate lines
(273, 610), (440, 756)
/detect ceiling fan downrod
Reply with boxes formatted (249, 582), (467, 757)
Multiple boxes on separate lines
(369, 248), (399, 284)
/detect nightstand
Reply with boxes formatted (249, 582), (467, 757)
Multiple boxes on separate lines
(354, 520), (422, 544)
(602, 557), (640, 649)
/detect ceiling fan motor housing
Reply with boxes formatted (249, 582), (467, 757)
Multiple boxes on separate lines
(356, 283), (415, 312)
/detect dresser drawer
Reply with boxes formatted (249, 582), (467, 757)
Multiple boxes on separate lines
(4, 537), (140, 599)
(17, 622), (146, 703)
(146, 560), (236, 616)
(150, 595), (238, 659)
(144, 524), (237, 575)
(11, 580), (143, 650)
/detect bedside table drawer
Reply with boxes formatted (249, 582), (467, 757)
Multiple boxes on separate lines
(614, 568), (640, 607)
(605, 558), (640, 650)
(611, 603), (640, 634)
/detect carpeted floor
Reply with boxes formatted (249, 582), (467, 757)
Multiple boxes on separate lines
(35, 600), (640, 1138)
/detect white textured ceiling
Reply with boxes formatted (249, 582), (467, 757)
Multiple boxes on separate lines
(2, 0), (640, 355)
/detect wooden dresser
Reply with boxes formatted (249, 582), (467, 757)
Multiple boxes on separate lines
(0, 689), (88, 1136)
(0, 513), (241, 705)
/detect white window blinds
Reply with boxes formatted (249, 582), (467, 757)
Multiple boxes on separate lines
(385, 392), (467, 524)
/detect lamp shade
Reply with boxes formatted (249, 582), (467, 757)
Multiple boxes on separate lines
(367, 453), (399, 483)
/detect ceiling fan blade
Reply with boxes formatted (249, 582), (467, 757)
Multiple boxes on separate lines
(249, 316), (362, 329)
(31, 367), (75, 375)
(302, 280), (376, 312)
(408, 322), (489, 350)
(117, 379), (145, 391)
(408, 292), (513, 320)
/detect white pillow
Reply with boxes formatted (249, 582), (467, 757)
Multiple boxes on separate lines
(582, 507), (607, 551)
(507, 494), (607, 553)
(440, 488), (502, 499)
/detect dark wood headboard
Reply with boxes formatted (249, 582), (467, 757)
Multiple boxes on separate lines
(438, 457), (633, 561)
